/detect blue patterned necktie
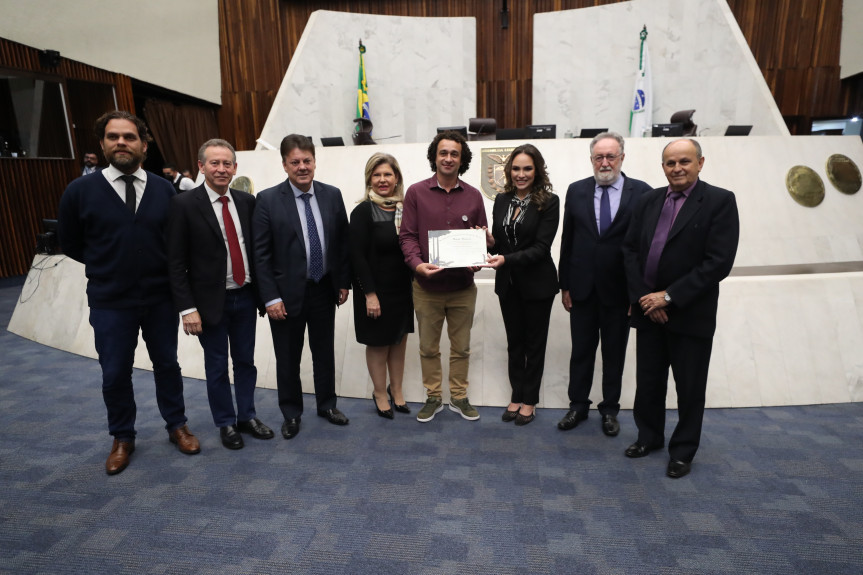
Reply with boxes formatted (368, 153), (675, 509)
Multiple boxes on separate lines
(301, 193), (324, 282)
(599, 185), (611, 234)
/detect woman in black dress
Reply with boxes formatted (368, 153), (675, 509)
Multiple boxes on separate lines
(350, 153), (414, 418)
(486, 144), (560, 425)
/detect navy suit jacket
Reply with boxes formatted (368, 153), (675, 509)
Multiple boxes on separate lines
(622, 179), (739, 338)
(252, 179), (351, 316)
(489, 192), (560, 300)
(559, 173), (651, 306)
(165, 185), (263, 326)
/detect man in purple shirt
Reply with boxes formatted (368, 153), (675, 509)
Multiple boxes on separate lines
(399, 131), (488, 422)
(622, 139), (739, 479)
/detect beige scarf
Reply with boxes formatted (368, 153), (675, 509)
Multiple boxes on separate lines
(368, 190), (404, 234)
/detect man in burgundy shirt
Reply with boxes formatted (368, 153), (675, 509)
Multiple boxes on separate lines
(399, 131), (488, 422)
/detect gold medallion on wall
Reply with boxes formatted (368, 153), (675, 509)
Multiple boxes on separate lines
(825, 154), (862, 195)
(480, 147), (515, 201)
(231, 176), (255, 195)
(786, 165), (824, 207)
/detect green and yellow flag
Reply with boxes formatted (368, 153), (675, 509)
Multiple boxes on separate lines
(357, 41), (370, 124)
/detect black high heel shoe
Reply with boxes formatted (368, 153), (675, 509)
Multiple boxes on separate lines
(374, 394), (394, 419)
(387, 386), (411, 414)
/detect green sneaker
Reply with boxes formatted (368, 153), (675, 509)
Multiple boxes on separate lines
(416, 397), (444, 422)
(449, 397), (480, 421)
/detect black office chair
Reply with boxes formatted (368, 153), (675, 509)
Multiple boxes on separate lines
(468, 118), (497, 141)
(352, 118), (376, 145)
(669, 110), (697, 136)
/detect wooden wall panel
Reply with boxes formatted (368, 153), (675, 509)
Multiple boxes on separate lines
(0, 37), (136, 278)
(219, 0), (850, 148)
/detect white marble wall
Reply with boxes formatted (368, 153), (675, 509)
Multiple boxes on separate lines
(257, 11), (477, 149)
(11, 136), (863, 409)
(0, 0), (221, 104)
(533, 0), (789, 137)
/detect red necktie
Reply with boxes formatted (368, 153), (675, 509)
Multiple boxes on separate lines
(218, 196), (245, 286)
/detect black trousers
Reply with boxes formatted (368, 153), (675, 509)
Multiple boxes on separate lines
(269, 279), (338, 419)
(498, 287), (554, 406)
(567, 290), (629, 416)
(633, 320), (713, 463)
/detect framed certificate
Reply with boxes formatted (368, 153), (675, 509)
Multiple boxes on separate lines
(428, 229), (488, 268)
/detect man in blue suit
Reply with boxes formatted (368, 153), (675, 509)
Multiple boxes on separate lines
(58, 111), (199, 476)
(558, 132), (651, 436)
(253, 134), (351, 440)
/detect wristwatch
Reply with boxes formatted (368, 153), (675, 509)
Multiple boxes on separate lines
(664, 292), (672, 304)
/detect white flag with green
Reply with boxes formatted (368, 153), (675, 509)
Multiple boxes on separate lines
(629, 26), (652, 138)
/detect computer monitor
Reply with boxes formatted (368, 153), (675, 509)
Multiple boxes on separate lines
(652, 123), (684, 137)
(579, 128), (608, 138)
(526, 125), (556, 139)
(724, 125), (753, 136)
(320, 137), (345, 147)
(496, 128), (527, 141)
(436, 126), (468, 137)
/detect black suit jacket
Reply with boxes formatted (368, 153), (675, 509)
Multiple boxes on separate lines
(489, 192), (560, 300)
(559, 173), (651, 306)
(252, 179), (350, 316)
(622, 179), (739, 338)
(166, 185), (262, 325)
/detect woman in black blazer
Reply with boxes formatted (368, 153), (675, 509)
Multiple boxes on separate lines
(486, 144), (560, 425)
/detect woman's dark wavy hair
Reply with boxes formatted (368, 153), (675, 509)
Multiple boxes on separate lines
(426, 131), (472, 175)
(503, 143), (554, 210)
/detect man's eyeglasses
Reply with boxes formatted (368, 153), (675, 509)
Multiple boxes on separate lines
(591, 154), (621, 164)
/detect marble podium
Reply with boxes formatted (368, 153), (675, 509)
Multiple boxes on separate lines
(10, 136), (863, 409)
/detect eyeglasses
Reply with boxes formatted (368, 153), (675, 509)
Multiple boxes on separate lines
(591, 154), (621, 164)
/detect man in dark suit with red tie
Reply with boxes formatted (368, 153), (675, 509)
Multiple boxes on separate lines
(558, 132), (651, 436)
(166, 139), (274, 450)
(253, 134), (352, 440)
(622, 138), (739, 478)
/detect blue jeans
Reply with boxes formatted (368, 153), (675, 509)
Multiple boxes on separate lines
(197, 286), (258, 427)
(89, 300), (187, 441)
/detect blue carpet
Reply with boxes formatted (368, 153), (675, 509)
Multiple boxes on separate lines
(1, 275), (861, 574)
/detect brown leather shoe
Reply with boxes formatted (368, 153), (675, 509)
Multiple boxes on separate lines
(168, 424), (201, 455)
(106, 439), (135, 475)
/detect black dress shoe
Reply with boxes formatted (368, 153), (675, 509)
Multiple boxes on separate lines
(601, 414), (620, 437)
(501, 407), (519, 422)
(281, 417), (301, 439)
(220, 425), (244, 450)
(387, 386), (411, 414)
(557, 410), (587, 431)
(667, 459), (692, 478)
(624, 442), (662, 458)
(237, 417), (275, 439)
(317, 408), (349, 425)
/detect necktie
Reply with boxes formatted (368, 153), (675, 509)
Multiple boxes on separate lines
(301, 193), (324, 282)
(120, 175), (136, 214)
(643, 191), (683, 289)
(218, 196), (245, 286)
(599, 185), (611, 234)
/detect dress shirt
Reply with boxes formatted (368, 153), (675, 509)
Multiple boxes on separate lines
(399, 175), (488, 292)
(290, 180), (328, 280)
(666, 179), (698, 225)
(594, 174), (624, 230)
(82, 166), (98, 176)
(102, 165), (146, 212)
(174, 173), (196, 191)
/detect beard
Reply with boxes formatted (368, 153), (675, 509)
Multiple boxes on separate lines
(106, 150), (144, 172)
(595, 168), (617, 184)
